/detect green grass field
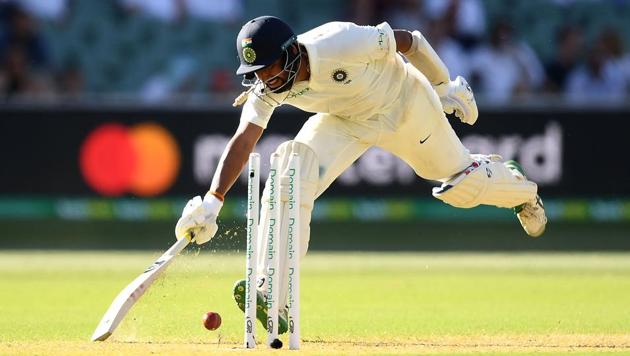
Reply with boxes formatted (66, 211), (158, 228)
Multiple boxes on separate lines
(1, 251), (629, 355)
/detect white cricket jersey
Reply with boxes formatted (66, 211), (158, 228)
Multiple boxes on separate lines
(240, 21), (410, 129)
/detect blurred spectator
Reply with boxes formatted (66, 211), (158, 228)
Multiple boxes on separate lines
(426, 18), (470, 79)
(0, 3), (50, 68)
(13, 0), (68, 21)
(469, 21), (545, 102)
(551, 0), (607, 6)
(0, 45), (31, 96)
(350, 0), (424, 28)
(380, 0), (425, 30)
(598, 28), (630, 89)
(0, 3), (52, 97)
(423, 0), (486, 50)
(545, 25), (584, 93)
(56, 60), (84, 98)
(208, 68), (234, 93)
(184, 0), (243, 23)
(140, 55), (197, 102)
(565, 32), (627, 102)
(351, 0), (377, 25)
(119, 0), (243, 24)
(118, 0), (185, 23)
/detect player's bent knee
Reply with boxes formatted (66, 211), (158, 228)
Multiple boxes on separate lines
(277, 141), (319, 256)
(432, 155), (537, 209)
(274, 140), (320, 207)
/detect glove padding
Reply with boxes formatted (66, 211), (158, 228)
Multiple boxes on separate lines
(175, 195), (223, 245)
(434, 76), (479, 125)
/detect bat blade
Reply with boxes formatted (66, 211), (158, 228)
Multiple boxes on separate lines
(91, 237), (190, 341)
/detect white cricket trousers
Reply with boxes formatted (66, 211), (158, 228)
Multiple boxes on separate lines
(259, 65), (473, 309)
(295, 64), (473, 199)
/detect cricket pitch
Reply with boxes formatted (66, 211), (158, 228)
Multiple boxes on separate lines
(1, 251), (629, 355)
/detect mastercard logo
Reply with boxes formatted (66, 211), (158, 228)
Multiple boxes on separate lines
(79, 122), (180, 197)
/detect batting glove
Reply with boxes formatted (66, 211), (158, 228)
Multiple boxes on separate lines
(434, 76), (479, 125)
(175, 195), (223, 245)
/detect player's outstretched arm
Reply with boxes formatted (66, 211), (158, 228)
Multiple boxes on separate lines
(394, 29), (450, 86)
(394, 29), (478, 125)
(209, 121), (264, 197)
(175, 121), (264, 244)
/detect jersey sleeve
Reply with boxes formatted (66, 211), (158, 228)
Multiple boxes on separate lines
(239, 92), (276, 129)
(313, 22), (397, 63)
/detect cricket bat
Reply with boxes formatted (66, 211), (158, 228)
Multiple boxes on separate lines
(91, 234), (192, 341)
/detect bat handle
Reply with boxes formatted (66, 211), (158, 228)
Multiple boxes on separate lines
(166, 232), (193, 256)
(185, 231), (195, 243)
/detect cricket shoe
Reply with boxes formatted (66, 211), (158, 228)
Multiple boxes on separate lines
(505, 160), (547, 237)
(233, 279), (288, 334)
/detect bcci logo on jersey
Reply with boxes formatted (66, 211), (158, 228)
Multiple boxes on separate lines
(331, 68), (350, 84)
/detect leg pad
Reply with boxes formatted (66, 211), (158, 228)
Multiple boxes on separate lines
(432, 154), (537, 209)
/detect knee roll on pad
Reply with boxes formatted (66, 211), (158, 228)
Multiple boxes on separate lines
(262, 140), (320, 207)
(432, 154), (537, 209)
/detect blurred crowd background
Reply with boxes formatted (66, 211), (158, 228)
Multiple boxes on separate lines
(1, 0), (629, 250)
(1, 0), (630, 105)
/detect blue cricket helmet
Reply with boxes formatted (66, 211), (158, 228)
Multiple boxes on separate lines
(236, 16), (297, 79)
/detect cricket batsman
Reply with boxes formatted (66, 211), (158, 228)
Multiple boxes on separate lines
(175, 16), (548, 333)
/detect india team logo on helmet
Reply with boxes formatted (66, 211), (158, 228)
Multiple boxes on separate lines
(241, 38), (256, 64)
(243, 47), (256, 64)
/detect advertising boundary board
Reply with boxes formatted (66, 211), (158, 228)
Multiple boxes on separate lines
(0, 107), (627, 198)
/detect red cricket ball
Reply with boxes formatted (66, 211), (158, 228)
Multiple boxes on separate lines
(202, 311), (222, 331)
